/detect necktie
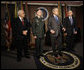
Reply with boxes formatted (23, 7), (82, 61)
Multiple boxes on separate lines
(70, 17), (73, 25)
(22, 20), (24, 25)
(54, 16), (59, 24)
(55, 16), (58, 21)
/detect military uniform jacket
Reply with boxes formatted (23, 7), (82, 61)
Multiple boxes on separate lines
(32, 17), (45, 38)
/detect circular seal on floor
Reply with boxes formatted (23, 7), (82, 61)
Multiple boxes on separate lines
(39, 51), (80, 69)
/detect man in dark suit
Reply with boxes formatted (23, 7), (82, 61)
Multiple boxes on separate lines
(14, 10), (30, 61)
(48, 8), (63, 59)
(63, 10), (77, 51)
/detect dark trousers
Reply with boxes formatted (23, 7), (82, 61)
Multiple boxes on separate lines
(35, 38), (44, 56)
(65, 35), (75, 50)
(16, 38), (29, 59)
(51, 34), (62, 57)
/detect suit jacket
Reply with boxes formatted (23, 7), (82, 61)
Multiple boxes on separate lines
(13, 17), (30, 40)
(63, 16), (77, 36)
(48, 15), (62, 37)
(32, 17), (45, 38)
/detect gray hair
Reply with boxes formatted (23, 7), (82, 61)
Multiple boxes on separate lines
(18, 10), (24, 16)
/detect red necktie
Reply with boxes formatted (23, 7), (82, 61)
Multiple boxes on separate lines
(22, 20), (24, 25)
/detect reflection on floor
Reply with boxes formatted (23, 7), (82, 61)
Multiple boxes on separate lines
(1, 41), (83, 69)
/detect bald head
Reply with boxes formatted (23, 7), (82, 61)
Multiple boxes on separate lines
(18, 10), (25, 18)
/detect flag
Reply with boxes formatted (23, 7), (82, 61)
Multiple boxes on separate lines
(4, 2), (12, 50)
(21, 1), (23, 10)
(58, 1), (62, 23)
(15, 1), (17, 18)
(63, 3), (68, 46)
(17, 1), (22, 10)
(65, 4), (68, 17)
(68, 6), (71, 11)
(25, 1), (30, 43)
(65, 3), (68, 17)
(25, 1), (29, 22)
(15, 1), (20, 18)
(15, 1), (24, 18)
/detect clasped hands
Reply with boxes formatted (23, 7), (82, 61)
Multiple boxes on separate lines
(23, 30), (28, 35)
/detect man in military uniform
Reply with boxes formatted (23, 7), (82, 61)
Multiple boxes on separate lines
(32, 9), (46, 58)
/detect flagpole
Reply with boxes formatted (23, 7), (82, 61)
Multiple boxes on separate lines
(58, 1), (62, 23)
(21, 1), (23, 10)
(65, 3), (68, 17)
(15, 2), (17, 18)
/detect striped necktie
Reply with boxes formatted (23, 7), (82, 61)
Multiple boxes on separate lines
(69, 17), (73, 25)
(22, 20), (24, 25)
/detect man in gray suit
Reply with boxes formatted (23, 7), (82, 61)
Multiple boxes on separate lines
(48, 8), (64, 59)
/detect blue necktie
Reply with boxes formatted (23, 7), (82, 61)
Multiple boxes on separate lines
(54, 16), (59, 24)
